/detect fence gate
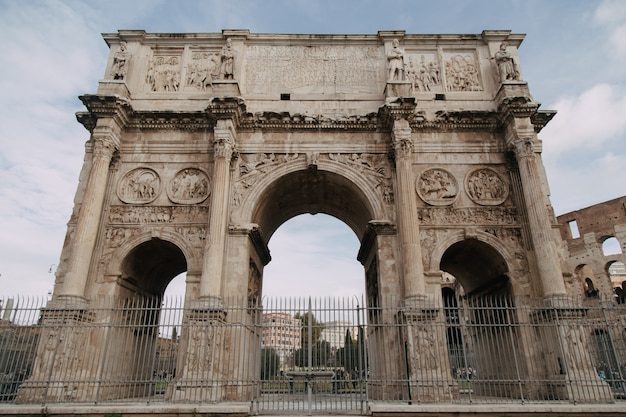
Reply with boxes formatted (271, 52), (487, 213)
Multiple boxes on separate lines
(255, 297), (368, 415)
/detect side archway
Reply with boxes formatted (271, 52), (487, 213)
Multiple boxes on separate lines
(434, 231), (513, 297)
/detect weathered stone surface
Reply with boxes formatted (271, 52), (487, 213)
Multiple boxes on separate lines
(20, 29), (606, 406)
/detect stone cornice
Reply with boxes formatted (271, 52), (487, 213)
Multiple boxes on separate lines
(497, 95), (540, 125)
(378, 98), (418, 129)
(357, 220), (396, 265)
(531, 110), (557, 133)
(229, 223), (271, 266)
(75, 97), (544, 134)
(77, 95), (133, 132)
(126, 112), (214, 131)
(412, 110), (500, 132)
(205, 97), (248, 128)
(240, 111), (382, 131)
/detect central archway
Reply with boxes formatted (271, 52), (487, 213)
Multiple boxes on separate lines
(251, 169), (377, 242)
(236, 166), (391, 412)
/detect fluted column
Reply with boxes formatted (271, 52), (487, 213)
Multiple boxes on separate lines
(511, 136), (567, 297)
(198, 119), (235, 305)
(59, 128), (119, 302)
(392, 119), (425, 301)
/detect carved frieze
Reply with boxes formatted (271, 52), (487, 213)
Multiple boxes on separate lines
(109, 206), (209, 224)
(328, 153), (394, 204)
(146, 54), (182, 92)
(416, 168), (458, 206)
(117, 168), (161, 204)
(465, 168), (509, 205)
(418, 206), (518, 226)
(167, 168), (210, 204)
(233, 153), (299, 206)
(174, 226), (207, 246)
(105, 227), (141, 248)
(443, 52), (482, 92)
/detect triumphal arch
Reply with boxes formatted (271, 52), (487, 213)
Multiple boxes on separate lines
(15, 30), (616, 408)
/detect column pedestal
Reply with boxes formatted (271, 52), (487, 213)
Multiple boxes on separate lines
(168, 307), (228, 402)
(402, 306), (458, 402)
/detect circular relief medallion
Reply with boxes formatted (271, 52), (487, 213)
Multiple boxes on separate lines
(117, 168), (161, 204)
(167, 168), (210, 204)
(416, 168), (458, 206)
(465, 168), (509, 206)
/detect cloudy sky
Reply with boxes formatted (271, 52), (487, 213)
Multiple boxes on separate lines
(0, 0), (625, 300)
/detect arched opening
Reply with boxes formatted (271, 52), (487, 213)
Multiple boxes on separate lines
(440, 239), (510, 297)
(575, 264), (598, 299)
(439, 239), (524, 398)
(602, 236), (623, 256)
(247, 168), (376, 405)
(102, 239), (187, 400)
(120, 238), (187, 298)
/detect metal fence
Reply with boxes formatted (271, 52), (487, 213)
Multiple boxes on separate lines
(0, 295), (625, 412)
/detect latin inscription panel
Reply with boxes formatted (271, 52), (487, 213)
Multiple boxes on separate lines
(244, 45), (384, 94)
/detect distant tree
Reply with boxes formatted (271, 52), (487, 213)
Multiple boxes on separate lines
(294, 341), (332, 368)
(342, 329), (355, 371)
(260, 347), (280, 380)
(294, 311), (324, 346)
(356, 326), (367, 377)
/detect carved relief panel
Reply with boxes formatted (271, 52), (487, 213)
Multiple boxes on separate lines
(405, 53), (442, 93)
(117, 168), (161, 204)
(465, 168), (509, 205)
(146, 50), (183, 92)
(185, 50), (221, 91)
(443, 51), (482, 92)
(415, 168), (458, 206)
(167, 168), (210, 204)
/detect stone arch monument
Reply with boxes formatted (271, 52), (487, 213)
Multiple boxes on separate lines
(16, 29), (614, 405)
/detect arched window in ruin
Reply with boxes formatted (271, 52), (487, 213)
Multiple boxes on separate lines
(602, 236), (623, 256)
(575, 265), (598, 299)
(584, 277), (599, 298)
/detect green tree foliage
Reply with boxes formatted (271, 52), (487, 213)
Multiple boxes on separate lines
(294, 341), (332, 368)
(342, 329), (356, 371)
(260, 347), (280, 380)
(294, 311), (324, 346)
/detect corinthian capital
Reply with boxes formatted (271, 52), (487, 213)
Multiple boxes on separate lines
(214, 136), (234, 159)
(391, 118), (413, 159)
(214, 119), (236, 159)
(511, 137), (536, 160)
(93, 135), (118, 160)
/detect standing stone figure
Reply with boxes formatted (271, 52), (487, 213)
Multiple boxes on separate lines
(387, 39), (405, 81)
(111, 42), (130, 80)
(220, 38), (235, 80)
(494, 41), (519, 82)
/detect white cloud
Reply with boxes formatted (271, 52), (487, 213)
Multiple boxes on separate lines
(263, 215), (365, 298)
(545, 150), (626, 215)
(594, 0), (626, 58)
(541, 83), (626, 154)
